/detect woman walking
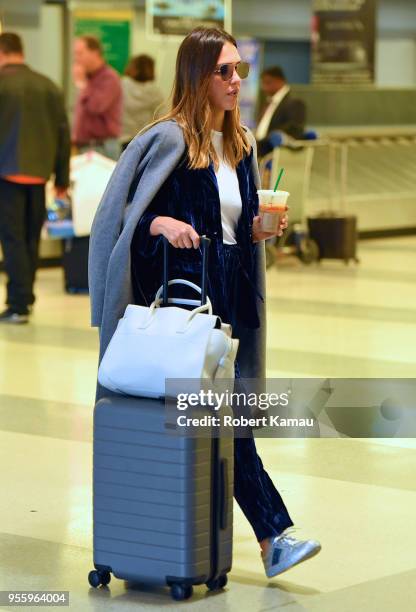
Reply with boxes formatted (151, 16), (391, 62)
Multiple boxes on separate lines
(89, 27), (321, 579)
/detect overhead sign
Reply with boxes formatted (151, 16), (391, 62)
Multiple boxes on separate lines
(73, 10), (133, 74)
(311, 0), (376, 84)
(146, 0), (231, 38)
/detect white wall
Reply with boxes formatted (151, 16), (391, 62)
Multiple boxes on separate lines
(1, 4), (64, 87)
(376, 39), (416, 86)
(378, 0), (416, 36)
(130, 9), (180, 108)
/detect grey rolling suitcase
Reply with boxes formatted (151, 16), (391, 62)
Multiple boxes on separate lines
(88, 396), (234, 601)
(88, 237), (234, 601)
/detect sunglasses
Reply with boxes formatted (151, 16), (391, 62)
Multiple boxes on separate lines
(213, 61), (250, 81)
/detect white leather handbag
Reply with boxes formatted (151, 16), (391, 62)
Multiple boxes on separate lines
(98, 237), (239, 398)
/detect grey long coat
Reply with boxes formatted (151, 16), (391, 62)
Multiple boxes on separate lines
(89, 119), (266, 391)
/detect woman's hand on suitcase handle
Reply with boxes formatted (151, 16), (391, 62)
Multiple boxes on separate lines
(252, 212), (289, 243)
(150, 216), (200, 249)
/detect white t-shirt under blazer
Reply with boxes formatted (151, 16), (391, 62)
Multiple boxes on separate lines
(211, 129), (242, 245)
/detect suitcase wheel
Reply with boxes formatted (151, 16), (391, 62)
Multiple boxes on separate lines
(206, 574), (228, 591)
(218, 574), (228, 589)
(170, 584), (193, 601)
(298, 238), (319, 265)
(88, 569), (111, 588)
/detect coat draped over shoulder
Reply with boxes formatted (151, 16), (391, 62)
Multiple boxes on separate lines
(89, 119), (266, 394)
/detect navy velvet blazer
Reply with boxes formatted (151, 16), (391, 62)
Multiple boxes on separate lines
(131, 148), (262, 329)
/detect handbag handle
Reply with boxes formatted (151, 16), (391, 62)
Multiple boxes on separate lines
(154, 279), (213, 315)
(137, 279), (213, 332)
(162, 235), (211, 306)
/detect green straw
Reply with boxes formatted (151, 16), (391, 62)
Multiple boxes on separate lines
(273, 167), (284, 192)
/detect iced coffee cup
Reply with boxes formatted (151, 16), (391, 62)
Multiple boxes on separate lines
(257, 189), (290, 233)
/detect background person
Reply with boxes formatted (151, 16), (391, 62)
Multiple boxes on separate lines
(0, 32), (70, 324)
(256, 65), (306, 157)
(89, 27), (321, 579)
(120, 54), (164, 151)
(72, 35), (122, 161)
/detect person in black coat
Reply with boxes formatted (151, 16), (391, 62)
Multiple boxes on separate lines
(0, 32), (70, 324)
(256, 66), (306, 157)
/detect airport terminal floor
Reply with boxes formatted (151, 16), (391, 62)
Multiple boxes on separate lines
(1, 236), (416, 611)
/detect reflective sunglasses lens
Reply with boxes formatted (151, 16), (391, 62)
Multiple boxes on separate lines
(236, 62), (250, 79)
(219, 64), (233, 80)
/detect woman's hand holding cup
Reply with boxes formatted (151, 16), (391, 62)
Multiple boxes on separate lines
(252, 210), (288, 243)
(150, 216), (200, 249)
(253, 189), (290, 243)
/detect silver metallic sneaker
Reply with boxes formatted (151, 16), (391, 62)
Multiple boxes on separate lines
(262, 528), (321, 578)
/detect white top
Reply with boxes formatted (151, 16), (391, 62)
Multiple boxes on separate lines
(211, 130), (242, 245)
(255, 84), (291, 140)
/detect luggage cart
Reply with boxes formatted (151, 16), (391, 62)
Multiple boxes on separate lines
(258, 140), (326, 268)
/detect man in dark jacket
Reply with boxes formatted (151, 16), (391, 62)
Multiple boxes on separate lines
(0, 32), (70, 323)
(256, 66), (306, 157)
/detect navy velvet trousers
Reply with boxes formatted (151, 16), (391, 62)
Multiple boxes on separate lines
(223, 244), (294, 542)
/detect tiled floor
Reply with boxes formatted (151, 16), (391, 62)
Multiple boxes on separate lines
(1, 237), (415, 611)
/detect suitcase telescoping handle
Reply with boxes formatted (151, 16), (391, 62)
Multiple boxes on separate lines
(162, 235), (211, 307)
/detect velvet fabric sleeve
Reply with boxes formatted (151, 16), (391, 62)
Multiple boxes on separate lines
(133, 181), (168, 259)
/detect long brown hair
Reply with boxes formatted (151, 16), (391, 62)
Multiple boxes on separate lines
(145, 27), (250, 170)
